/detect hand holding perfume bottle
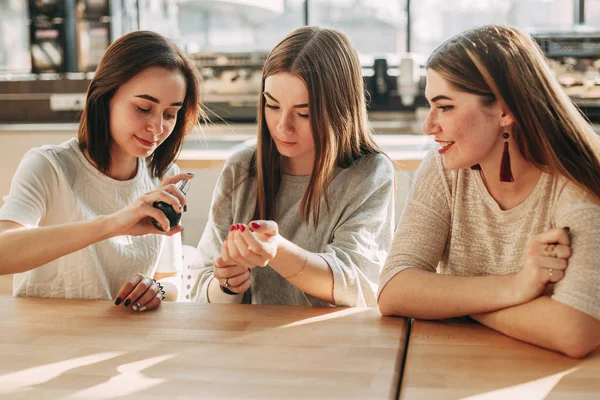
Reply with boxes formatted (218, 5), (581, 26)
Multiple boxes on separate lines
(151, 179), (191, 232)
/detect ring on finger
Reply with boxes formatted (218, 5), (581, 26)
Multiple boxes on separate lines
(224, 278), (230, 288)
(548, 268), (554, 278)
(544, 244), (557, 258)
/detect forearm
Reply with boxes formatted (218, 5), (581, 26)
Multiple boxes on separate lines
(0, 216), (115, 274)
(207, 276), (244, 304)
(378, 268), (519, 319)
(269, 238), (335, 304)
(472, 296), (600, 358)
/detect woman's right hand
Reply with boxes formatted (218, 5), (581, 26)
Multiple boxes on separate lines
(108, 173), (193, 237)
(513, 227), (571, 304)
(212, 255), (251, 294)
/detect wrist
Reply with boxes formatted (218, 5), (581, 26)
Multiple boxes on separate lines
(506, 273), (523, 306)
(93, 215), (118, 240)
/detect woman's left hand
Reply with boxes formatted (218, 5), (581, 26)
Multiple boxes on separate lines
(114, 273), (165, 312)
(223, 220), (280, 269)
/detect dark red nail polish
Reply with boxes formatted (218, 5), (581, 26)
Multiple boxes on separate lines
(250, 221), (260, 230)
(239, 225), (246, 232)
(124, 299), (131, 307)
(115, 297), (122, 306)
(230, 225), (236, 231)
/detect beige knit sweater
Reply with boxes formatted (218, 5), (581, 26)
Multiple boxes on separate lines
(380, 150), (600, 319)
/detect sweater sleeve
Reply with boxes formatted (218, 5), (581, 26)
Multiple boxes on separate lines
(317, 155), (395, 307)
(186, 151), (251, 303)
(552, 183), (600, 320)
(378, 150), (452, 298)
(0, 149), (61, 228)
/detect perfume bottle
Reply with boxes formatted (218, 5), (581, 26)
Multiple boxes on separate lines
(151, 179), (191, 232)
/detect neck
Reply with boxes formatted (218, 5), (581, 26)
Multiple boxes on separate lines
(84, 148), (138, 181)
(478, 141), (543, 209)
(281, 152), (314, 176)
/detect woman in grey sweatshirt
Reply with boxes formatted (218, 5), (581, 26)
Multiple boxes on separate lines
(186, 27), (395, 307)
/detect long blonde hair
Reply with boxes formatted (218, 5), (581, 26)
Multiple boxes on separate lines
(427, 25), (600, 201)
(253, 26), (382, 225)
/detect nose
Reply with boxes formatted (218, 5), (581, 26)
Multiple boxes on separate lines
(276, 112), (294, 135)
(422, 108), (439, 136)
(146, 113), (164, 136)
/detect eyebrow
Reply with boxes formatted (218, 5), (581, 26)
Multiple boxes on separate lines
(429, 95), (453, 102)
(135, 94), (183, 107)
(263, 92), (308, 108)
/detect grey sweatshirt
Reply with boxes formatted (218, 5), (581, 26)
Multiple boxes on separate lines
(185, 146), (395, 307)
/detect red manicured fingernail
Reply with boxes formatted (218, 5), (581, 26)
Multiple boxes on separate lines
(239, 225), (246, 232)
(250, 221), (260, 229)
(230, 225), (236, 231)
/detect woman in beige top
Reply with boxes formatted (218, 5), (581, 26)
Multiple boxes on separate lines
(378, 25), (600, 358)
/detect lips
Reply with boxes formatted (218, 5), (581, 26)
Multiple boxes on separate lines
(436, 140), (455, 154)
(276, 138), (297, 146)
(135, 136), (157, 147)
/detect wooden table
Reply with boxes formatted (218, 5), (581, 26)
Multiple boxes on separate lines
(400, 318), (600, 400)
(0, 297), (409, 399)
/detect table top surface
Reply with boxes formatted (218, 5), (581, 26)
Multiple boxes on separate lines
(0, 297), (408, 399)
(400, 318), (600, 400)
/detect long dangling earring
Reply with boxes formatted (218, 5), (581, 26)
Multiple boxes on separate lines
(500, 131), (514, 182)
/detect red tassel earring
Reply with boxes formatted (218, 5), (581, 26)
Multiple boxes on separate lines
(500, 131), (514, 182)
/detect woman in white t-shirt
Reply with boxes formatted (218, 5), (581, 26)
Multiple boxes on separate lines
(0, 31), (202, 312)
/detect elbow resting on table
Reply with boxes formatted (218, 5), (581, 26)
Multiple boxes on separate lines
(553, 324), (600, 359)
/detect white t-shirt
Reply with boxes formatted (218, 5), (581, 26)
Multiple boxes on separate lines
(0, 138), (182, 299)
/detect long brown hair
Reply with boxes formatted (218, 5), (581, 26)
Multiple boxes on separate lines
(426, 25), (600, 201)
(254, 26), (382, 225)
(78, 30), (202, 178)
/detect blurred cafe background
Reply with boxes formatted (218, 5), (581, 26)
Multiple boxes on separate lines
(1, 0), (600, 248)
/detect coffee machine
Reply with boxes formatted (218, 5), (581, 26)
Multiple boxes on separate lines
(532, 29), (600, 123)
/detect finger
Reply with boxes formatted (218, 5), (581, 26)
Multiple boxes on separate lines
(537, 242), (571, 259)
(537, 227), (570, 246)
(132, 282), (163, 311)
(164, 225), (183, 236)
(534, 255), (568, 271)
(214, 264), (249, 279)
(123, 276), (153, 308)
(221, 234), (233, 264)
(140, 292), (163, 312)
(545, 268), (565, 284)
(148, 188), (182, 214)
(139, 203), (171, 232)
(241, 226), (271, 257)
(249, 220), (279, 237)
(161, 183), (187, 210)
(114, 274), (144, 305)
(233, 229), (268, 267)
(227, 229), (245, 265)
(225, 269), (251, 287)
(226, 276), (251, 294)
(161, 172), (195, 187)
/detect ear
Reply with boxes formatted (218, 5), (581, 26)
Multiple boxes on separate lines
(498, 101), (515, 128)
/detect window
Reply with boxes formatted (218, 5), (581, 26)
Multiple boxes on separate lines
(309, 0), (408, 55)
(139, 0), (306, 53)
(586, 0), (600, 26)
(412, 0), (574, 56)
(0, 0), (31, 72)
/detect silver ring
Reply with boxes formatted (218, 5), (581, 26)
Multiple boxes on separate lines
(224, 278), (230, 288)
(548, 268), (554, 278)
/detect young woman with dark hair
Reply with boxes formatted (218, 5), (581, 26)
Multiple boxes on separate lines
(0, 31), (202, 312)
